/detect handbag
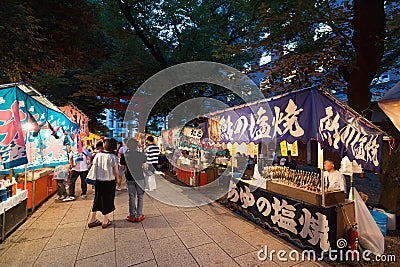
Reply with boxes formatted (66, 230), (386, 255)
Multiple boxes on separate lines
(86, 164), (96, 185)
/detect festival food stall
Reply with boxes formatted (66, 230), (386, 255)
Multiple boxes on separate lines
(162, 126), (219, 186)
(205, 87), (388, 254)
(0, 83), (79, 240)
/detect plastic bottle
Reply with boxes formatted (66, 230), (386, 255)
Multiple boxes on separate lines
(12, 177), (17, 196)
(0, 184), (7, 202)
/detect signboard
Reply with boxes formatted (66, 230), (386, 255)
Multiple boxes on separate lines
(183, 127), (203, 139)
(288, 141), (298, 157)
(280, 141), (288, 157)
(215, 88), (383, 172)
(229, 180), (337, 254)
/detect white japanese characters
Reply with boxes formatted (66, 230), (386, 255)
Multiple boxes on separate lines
(229, 183), (331, 251)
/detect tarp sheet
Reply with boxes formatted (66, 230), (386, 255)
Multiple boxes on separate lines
(209, 88), (384, 172)
(0, 83), (79, 172)
(378, 81), (400, 131)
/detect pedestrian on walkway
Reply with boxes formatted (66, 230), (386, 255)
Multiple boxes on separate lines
(64, 143), (92, 201)
(53, 164), (69, 200)
(87, 138), (121, 229)
(116, 138), (129, 191)
(145, 135), (159, 191)
(120, 139), (147, 223)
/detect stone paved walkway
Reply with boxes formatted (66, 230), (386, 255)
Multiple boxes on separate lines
(0, 177), (328, 267)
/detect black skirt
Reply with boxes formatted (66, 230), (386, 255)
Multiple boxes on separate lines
(92, 180), (116, 215)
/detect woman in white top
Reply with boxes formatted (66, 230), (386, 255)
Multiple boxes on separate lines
(87, 139), (120, 229)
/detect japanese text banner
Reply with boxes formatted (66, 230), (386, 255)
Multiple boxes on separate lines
(215, 88), (383, 172)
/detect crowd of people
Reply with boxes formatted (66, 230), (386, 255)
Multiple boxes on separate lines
(54, 135), (160, 229)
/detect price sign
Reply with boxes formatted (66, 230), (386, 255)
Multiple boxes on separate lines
(184, 127), (203, 138)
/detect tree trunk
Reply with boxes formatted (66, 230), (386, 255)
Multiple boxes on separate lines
(347, 0), (386, 120)
(379, 143), (400, 215)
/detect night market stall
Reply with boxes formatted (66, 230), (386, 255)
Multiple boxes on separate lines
(205, 87), (389, 255)
(0, 83), (79, 240)
(378, 81), (400, 131)
(162, 126), (219, 186)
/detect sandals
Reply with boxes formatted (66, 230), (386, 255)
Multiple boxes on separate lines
(88, 219), (102, 228)
(102, 220), (112, 229)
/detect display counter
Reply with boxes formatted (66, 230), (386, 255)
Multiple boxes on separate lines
(228, 179), (355, 254)
(17, 168), (56, 211)
(176, 164), (219, 186)
(0, 190), (28, 241)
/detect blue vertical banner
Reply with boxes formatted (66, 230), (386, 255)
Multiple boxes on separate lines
(0, 87), (28, 169)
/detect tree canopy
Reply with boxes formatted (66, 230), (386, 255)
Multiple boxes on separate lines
(224, 0), (400, 118)
(1, 0), (399, 126)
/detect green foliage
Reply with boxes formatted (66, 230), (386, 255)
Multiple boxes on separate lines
(0, 0), (110, 132)
(221, 0), (400, 97)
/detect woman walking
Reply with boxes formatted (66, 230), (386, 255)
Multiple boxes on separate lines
(87, 138), (120, 229)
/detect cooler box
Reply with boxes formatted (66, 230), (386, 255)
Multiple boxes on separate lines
(370, 210), (388, 236)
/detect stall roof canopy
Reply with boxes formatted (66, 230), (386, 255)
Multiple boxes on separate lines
(0, 83), (79, 171)
(0, 83), (68, 116)
(206, 87), (389, 172)
(378, 81), (400, 131)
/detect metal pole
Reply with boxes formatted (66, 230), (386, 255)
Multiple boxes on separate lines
(24, 164), (27, 190)
(321, 168), (325, 207)
(31, 170), (35, 212)
(317, 143), (325, 207)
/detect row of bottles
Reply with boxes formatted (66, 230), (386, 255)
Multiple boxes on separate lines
(0, 177), (18, 202)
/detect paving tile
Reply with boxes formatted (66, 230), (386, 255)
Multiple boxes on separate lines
(173, 225), (213, 249)
(114, 204), (129, 215)
(162, 211), (195, 228)
(214, 213), (257, 235)
(199, 203), (228, 216)
(178, 206), (200, 212)
(0, 238), (49, 267)
(265, 240), (304, 267)
(155, 202), (180, 214)
(75, 251), (116, 267)
(184, 209), (222, 229)
(240, 229), (286, 251)
(44, 221), (86, 250)
(116, 237), (154, 266)
(142, 215), (176, 241)
(151, 235), (198, 267)
(202, 225), (256, 258)
(234, 251), (280, 267)
(114, 215), (144, 236)
(77, 227), (115, 260)
(292, 261), (326, 267)
(60, 207), (90, 224)
(132, 260), (157, 267)
(34, 244), (79, 267)
(17, 223), (58, 242)
(189, 242), (239, 267)
(115, 228), (147, 243)
(143, 204), (162, 218)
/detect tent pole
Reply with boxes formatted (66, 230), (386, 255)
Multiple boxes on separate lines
(317, 143), (325, 207)
(24, 164), (27, 190)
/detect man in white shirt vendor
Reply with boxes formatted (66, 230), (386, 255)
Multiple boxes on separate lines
(64, 144), (92, 201)
(323, 159), (346, 193)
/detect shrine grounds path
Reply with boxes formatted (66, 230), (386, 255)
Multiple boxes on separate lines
(0, 175), (328, 267)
